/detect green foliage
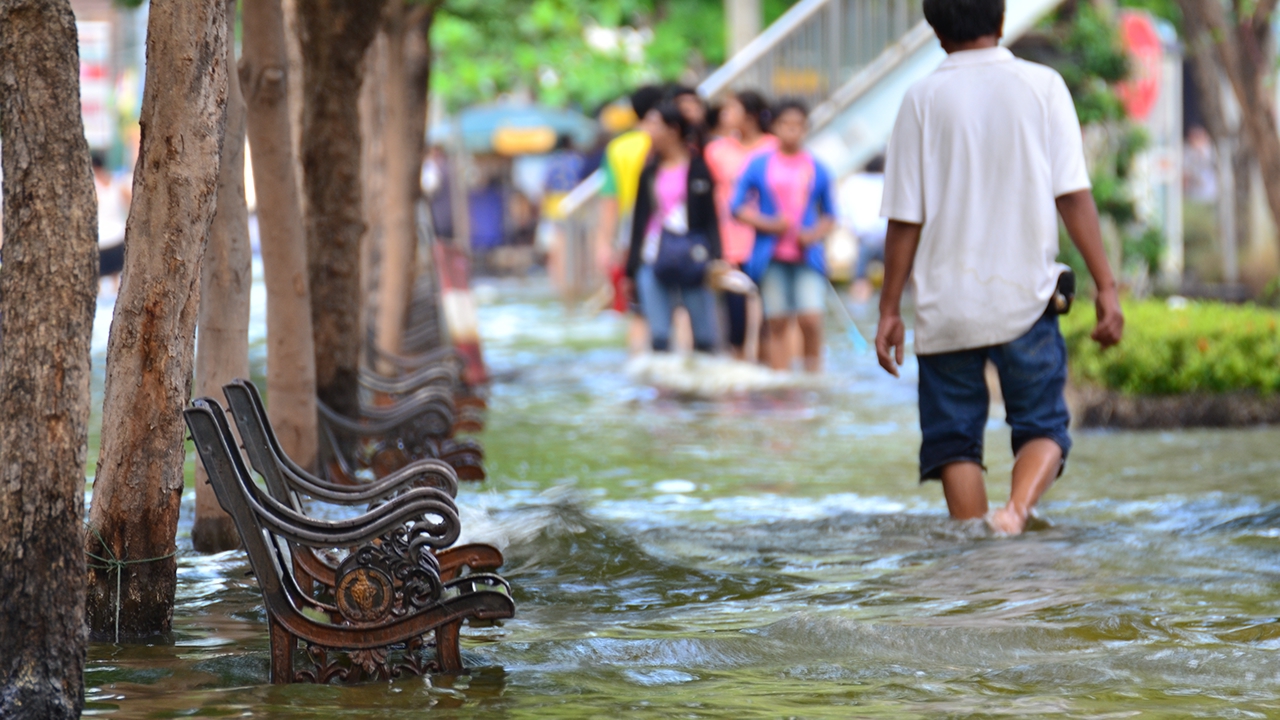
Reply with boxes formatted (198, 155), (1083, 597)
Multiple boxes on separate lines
(432, 0), (801, 111)
(1063, 300), (1280, 395)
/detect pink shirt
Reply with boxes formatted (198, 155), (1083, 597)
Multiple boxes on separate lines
(765, 151), (816, 263)
(642, 162), (689, 264)
(705, 134), (779, 264)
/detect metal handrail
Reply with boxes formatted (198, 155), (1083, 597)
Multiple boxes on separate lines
(808, 21), (934, 131)
(697, 0), (834, 99)
(555, 169), (604, 218)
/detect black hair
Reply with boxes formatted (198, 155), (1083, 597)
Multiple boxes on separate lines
(670, 84), (698, 99)
(705, 104), (722, 131)
(90, 151), (107, 170)
(864, 154), (885, 174)
(735, 89), (771, 131)
(771, 98), (809, 123)
(652, 100), (692, 143)
(630, 85), (665, 121)
(922, 0), (1004, 43)
(554, 134), (573, 151)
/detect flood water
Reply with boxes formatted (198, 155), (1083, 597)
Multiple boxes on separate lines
(85, 278), (1280, 718)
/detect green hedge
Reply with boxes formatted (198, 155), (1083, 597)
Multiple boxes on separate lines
(1061, 300), (1280, 396)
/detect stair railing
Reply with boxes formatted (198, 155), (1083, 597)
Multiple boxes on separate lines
(697, 0), (924, 118)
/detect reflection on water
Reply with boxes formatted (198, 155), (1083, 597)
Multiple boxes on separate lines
(86, 278), (1280, 718)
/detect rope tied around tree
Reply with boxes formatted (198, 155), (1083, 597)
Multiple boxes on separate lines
(84, 523), (177, 643)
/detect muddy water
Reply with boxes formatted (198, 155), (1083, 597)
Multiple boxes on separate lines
(85, 279), (1280, 718)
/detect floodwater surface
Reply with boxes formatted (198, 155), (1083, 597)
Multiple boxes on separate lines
(85, 278), (1280, 718)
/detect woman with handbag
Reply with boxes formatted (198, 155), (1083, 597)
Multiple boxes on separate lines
(625, 101), (722, 354)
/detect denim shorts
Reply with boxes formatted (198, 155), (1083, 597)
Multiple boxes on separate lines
(916, 312), (1071, 481)
(761, 262), (826, 319)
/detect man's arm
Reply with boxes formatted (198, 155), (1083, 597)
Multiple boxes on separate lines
(1055, 190), (1123, 348)
(875, 220), (923, 377)
(595, 196), (619, 270)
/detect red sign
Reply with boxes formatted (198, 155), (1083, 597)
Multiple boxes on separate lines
(1115, 11), (1163, 122)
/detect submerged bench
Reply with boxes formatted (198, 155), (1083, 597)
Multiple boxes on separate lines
(185, 397), (514, 683)
(221, 379), (502, 587)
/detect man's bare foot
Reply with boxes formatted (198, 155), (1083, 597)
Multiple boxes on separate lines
(987, 504), (1028, 536)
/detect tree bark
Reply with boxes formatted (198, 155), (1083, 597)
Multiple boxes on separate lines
(86, 0), (229, 639)
(193, 0), (250, 553)
(0, 0), (97, 715)
(360, 29), (388, 341)
(374, 0), (415, 360)
(297, 0), (386, 417)
(1181, 0), (1280, 252)
(243, 0), (320, 470)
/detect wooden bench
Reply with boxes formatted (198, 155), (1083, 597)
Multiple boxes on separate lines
(221, 379), (503, 589)
(185, 398), (514, 683)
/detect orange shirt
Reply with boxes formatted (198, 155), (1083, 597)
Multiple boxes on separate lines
(704, 133), (779, 264)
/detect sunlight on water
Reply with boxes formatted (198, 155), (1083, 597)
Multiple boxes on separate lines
(85, 277), (1280, 718)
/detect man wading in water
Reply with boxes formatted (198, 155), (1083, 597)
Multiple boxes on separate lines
(875, 0), (1124, 535)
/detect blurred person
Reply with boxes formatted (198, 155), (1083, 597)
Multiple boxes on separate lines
(876, 0), (1123, 536)
(1183, 126), (1217, 204)
(841, 154), (889, 303)
(422, 145), (455, 242)
(671, 85), (708, 148)
(625, 102), (721, 353)
(596, 85), (665, 352)
(705, 90), (778, 357)
(704, 103), (726, 142)
(733, 100), (836, 372)
(539, 134), (585, 288)
(93, 151), (129, 289)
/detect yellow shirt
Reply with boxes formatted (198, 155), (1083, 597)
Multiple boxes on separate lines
(601, 129), (652, 214)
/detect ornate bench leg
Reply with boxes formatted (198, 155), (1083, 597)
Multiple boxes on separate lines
(270, 618), (296, 683)
(435, 621), (463, 673)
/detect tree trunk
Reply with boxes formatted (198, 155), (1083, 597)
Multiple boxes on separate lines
(360, 29), (388, 343)
(1183, 14), (1248, 284)
(297, 0), (386, 417)
(193, 0), (251, 554)
(85, 0), (229, 640)
(1181, 0), (1280, 254)
(374, 1), (416, 360)
(0, 1), (97, 715)
(243, 0), (320, 469)
(404, 7), (435, 194)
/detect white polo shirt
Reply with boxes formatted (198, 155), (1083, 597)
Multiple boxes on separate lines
(880, 47), (1090, 355)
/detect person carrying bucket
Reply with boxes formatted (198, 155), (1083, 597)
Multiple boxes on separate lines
(875, 0), (1124, 535)
(731, 99), (837, 373)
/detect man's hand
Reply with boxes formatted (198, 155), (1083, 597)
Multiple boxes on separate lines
(875, 312), (906, 377)
(1057, 190), (1124, 349)
(1092, 286), (1123, 348)
(876, 220), (923, 377)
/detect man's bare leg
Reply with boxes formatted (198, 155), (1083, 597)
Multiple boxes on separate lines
(988, 438), (1062, 535)
(940, 461), (988, 519)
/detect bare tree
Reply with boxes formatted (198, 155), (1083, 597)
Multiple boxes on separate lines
(297, 0), (387, 417)
(243, 0), (320, 469)
(0, 0), (98, 714)
(85, 0), (229, 638)
(193, 0), (251, 553)
(1179, 0), (1280, 247)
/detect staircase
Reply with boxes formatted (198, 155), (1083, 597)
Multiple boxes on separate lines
(698, 0), (1068, 177)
